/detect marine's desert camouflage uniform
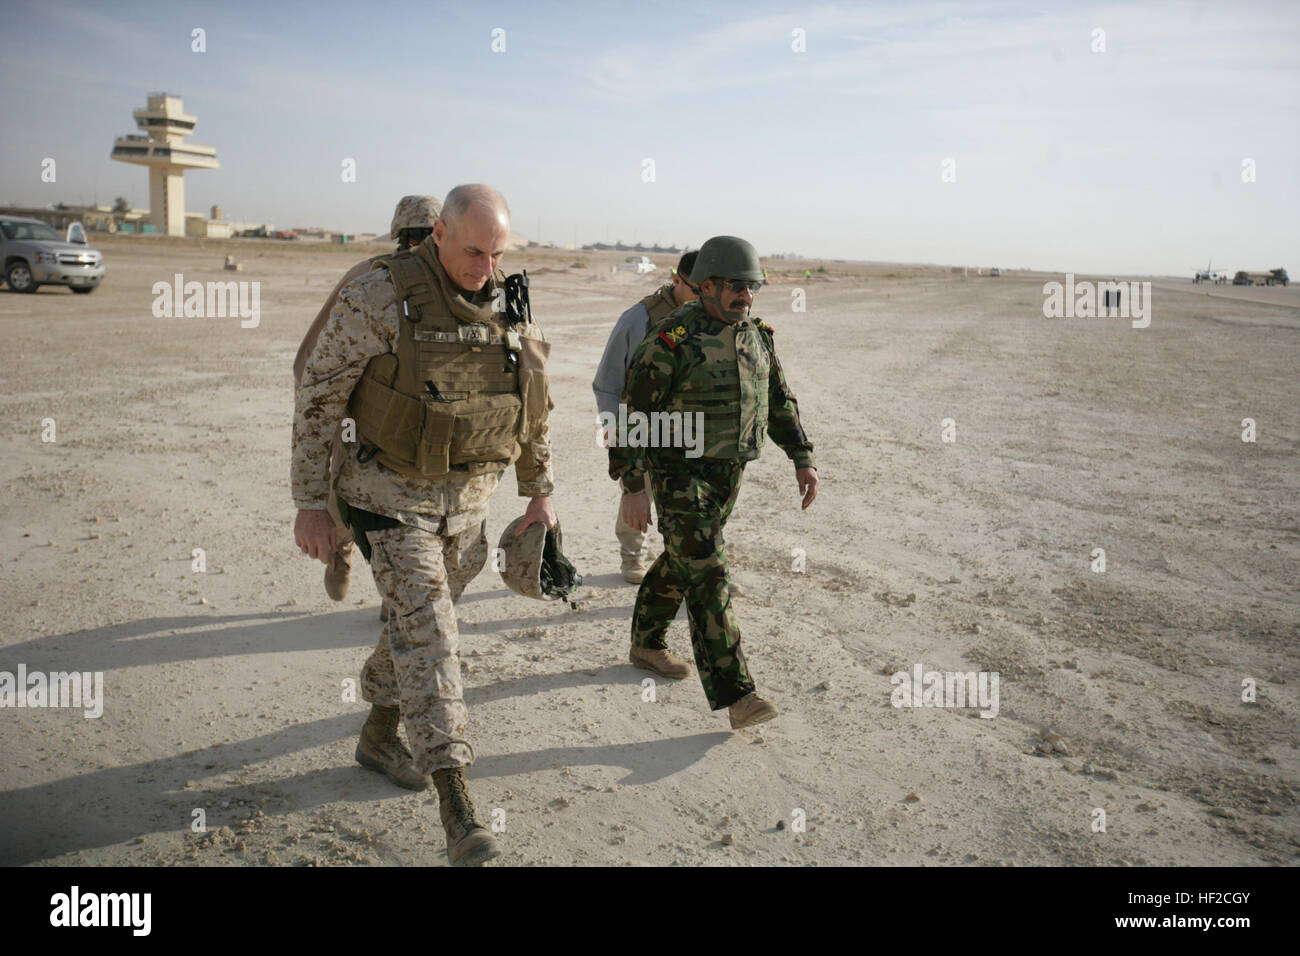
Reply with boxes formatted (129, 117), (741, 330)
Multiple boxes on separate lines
(295, 255), (386, 549)
(292, 261), (553, 772)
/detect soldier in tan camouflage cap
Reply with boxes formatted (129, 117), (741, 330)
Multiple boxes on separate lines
(292, 184), (557, 866)
(293, 195), (443, 612)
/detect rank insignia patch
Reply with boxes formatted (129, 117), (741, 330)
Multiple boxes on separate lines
(658, 324), (688, 349)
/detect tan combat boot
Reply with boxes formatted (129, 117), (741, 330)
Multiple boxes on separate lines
(729, 693), (779, 730)
(432, 768), (501, 867)
(324, 539), (354, 601)
(355, 704), (431, 791)
(621, 557), (648, 584)
(629, 645), (692, 680)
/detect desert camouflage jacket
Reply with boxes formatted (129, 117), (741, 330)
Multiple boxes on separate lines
(292, 266), (554, 533)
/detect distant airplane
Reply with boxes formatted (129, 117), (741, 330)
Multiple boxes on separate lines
(1193, 259), (1225, 284)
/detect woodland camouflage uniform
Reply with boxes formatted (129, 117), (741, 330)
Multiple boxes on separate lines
(610, 299), (814, 709)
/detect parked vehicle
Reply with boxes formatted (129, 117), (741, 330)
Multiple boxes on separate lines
(1, 216), (105, 294)
(1233, 268), (1290, 287)
(616, 255), (657, 274)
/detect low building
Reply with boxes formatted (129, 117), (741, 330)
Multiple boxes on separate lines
(185, 215), (234, 239)
(0, 204), (149, 233)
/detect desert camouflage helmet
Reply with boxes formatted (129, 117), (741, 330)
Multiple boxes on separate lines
(497, 517), (582, 602)
(688, 235), (764, 284)
(390, 195), (443, 239)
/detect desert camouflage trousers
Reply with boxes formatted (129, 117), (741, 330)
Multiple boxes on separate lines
(632, 459), (755, 710)
(359, 516), (489, 772)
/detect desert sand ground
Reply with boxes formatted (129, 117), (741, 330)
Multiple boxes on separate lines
(1, 235), (1296, 866)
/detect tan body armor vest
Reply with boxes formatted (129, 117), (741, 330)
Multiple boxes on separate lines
(346, 243), (549, 479)
(664, 318), (770, 461)
(640, 284), (680, 325)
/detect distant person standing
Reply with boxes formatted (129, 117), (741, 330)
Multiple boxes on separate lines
(609, 235), (818, 728)
(294, 196), (442, 614)
(592, 251), (697, 583)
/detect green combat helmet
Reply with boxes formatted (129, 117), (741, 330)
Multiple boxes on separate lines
(688, 235), (764, 283)
(497, 518), (583, 603)
(390, 195), (443, 239)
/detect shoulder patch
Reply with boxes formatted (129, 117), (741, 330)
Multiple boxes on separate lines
(658, 323), (690, 349)
(756, 319), (774, 334)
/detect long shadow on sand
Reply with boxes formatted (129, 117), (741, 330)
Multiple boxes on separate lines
(0, 712), (371, 865)
(466, 664), (690, 708)
(1, 663), (724, 864)
(471, 733), (732, 787)
(0, 600), (631, 674)
(0, 611), (355, 674)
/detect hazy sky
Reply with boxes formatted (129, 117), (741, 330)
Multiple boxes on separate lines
(3, 0), (1296, 274)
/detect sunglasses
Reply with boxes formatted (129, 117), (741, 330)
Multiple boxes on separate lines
(402, 227), (434, 243)
(721, 278), (763, 294)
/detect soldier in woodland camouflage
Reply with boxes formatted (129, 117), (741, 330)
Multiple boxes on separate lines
(293, 184), (556, 865)
(609, 235), (818, 729)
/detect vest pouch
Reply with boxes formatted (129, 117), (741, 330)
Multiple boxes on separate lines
(516, 336), (552, 443)
(348, 368), (424, 469)
(415, 339), (518, 395)
(448, 392), (522, 465)
(415, 401), (455, 476)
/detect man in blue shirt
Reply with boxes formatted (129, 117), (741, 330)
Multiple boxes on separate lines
(593, 251), (698, 583)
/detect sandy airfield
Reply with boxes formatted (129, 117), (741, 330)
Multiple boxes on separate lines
(0, 234), (1296, 867)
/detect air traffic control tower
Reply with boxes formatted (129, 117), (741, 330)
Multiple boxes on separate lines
(110, 93), (218, 236)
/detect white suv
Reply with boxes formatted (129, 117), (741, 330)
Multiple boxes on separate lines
(616, 255), (657, 275)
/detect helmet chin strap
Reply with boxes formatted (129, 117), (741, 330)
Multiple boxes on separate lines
(704, 280), (743, 322)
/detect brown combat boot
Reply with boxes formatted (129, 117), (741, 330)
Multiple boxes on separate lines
(355, 704), (431, 791)
(729, 692), (779, 730)
(324, 539), (354, 601)
(432, 768), (501, 867)
(629, 645), (692, 680)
